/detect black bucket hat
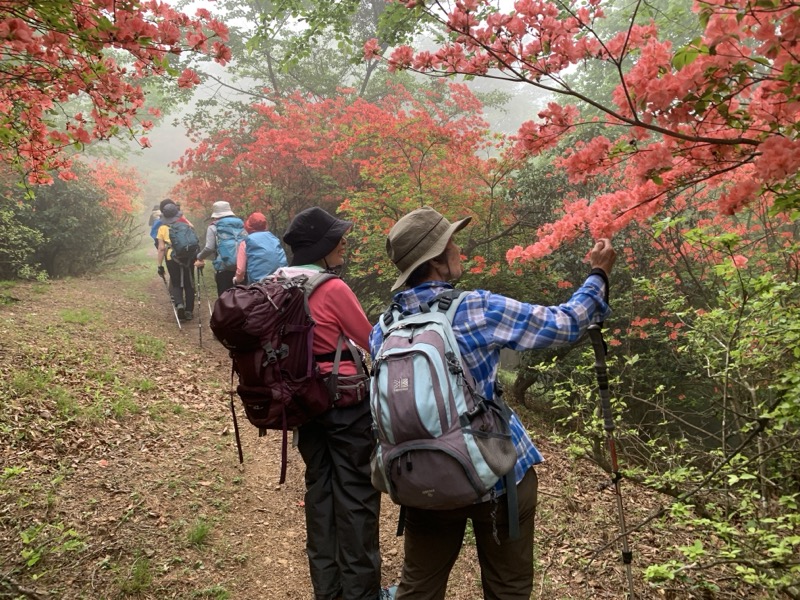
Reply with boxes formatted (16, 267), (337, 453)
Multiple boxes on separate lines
(283, 207), (352, 266)
(160, 203), (183, 225)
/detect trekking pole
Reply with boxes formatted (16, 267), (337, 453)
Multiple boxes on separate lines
(159, 271), (182, 330)
(198, 265), (214, 319)
(587, 324), (635, 599)
(195, 266), (203, 348)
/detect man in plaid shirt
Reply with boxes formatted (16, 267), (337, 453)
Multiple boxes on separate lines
(370, 206), (616, 600)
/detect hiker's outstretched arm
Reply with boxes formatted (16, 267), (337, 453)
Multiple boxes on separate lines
(196, 224), (217, 261)
(463, 278), (610, 352)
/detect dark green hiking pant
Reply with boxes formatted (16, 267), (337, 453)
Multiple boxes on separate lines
(298, 400), (381, 600)
(396, 467), (538, 600)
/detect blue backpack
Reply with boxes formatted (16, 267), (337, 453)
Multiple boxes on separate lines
(245, 231), (288, 283)
(213, 216), (246, 272)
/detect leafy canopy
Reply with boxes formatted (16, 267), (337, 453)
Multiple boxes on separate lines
(366, 0), (800, 261)
(0, 0), (230, 184)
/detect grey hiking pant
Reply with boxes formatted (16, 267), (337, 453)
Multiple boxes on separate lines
(297, 399), (381, 600)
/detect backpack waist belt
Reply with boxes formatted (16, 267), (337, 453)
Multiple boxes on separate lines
(315, 350), (355, 363)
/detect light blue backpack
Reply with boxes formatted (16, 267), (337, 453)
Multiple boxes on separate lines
(370, 290), (517, 513)
(245, 231), (288, 283)
(213, 216), (246, 272)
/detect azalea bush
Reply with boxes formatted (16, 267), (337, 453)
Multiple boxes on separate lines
(365, 0), (800, 251)
(0, 161), (142, 278)
(172, 79), (539, 310)
(538, 200), (800, 596)
(0, 0), (230, 183)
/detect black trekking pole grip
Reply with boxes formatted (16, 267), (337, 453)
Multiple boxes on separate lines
(587, 324), (615, 433)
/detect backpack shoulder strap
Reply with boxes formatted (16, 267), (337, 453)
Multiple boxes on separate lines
(304, 272), (336, 298)
(297, 272), (337, 315)
(379, 301), (404, 333)
(430, 289), (470, 323)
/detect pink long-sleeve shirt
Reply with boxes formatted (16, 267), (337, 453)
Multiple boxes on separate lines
(276, 266), (371, 376)
(233, 240), (247, 284)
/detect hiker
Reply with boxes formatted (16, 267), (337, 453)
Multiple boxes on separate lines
(150, 198), (191, 249)
(280, 207), (385, 600)
(148, 204), (160, 227)
(195, 201), (246, 296)
(369, 206), (616, 600)
(156, 203), (197, 321)
(231, 211), (287, 285)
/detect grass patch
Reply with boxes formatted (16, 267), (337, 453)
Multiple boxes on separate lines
(12, 367), (53, 397)
(128, 332), (166, 360)
(148, 401), (184, 421)
(191, 586), (230, 599)
(51, 386), (80, 419)
(1, 466), (26, 484)
(117, 555), (153, 595)
(60, 308), (101, 325)
(187, 519), (211, 548)
(110, 390), (140, 419)
(133, 377), (156, 392)
(87, 367), (119, 384)
(77, 385), (141, 423)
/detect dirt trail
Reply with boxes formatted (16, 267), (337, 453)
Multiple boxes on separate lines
(0, 245), (702, 599)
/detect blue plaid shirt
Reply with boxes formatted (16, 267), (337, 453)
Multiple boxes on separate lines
(369, 274), (610, 492)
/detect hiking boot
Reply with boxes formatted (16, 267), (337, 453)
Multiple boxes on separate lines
(176, 304), (186, 320)
(184, 310), (193, 321)
(379, 585), (397, 599)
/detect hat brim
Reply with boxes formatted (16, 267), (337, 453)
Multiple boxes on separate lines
(210, 210), (236, 220)
(390, 216), (471, 291)
(161, 212), (182, 225)
(289, 218), (353, 266)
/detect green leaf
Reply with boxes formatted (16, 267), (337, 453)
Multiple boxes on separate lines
(672, 47), (699, 70)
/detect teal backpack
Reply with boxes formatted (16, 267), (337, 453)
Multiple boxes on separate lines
(168, 222), (200, 267)
(213, 216), (246, 272)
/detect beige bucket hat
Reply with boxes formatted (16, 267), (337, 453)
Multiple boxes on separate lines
(210, 201), (235, 219)
(387, 206), (471, 291)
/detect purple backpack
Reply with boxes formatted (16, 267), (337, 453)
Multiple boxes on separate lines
(210, 273), (336, 481)
(370, 291), (517, 510)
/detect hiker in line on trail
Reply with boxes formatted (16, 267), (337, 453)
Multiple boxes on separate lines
(194, 200), (246, 296)
(280, 207), (388, 600)
(148, 204), (161, 227)
(150, 198), (192, 249)
(369, 206), (616, 600)
(231, 211), (287, 286)
(156, 203), (198, 322)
